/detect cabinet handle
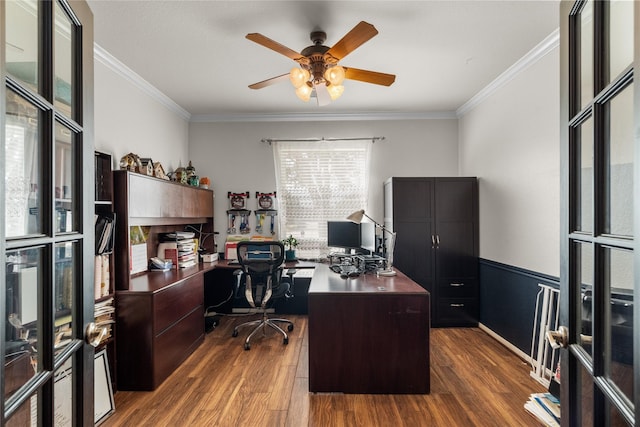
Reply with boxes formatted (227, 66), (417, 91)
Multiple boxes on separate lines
(450, 303), (465, 307)
(436, 235), (440, 248)
(450, 283), (464, 287)
(431, 235), (436, 248)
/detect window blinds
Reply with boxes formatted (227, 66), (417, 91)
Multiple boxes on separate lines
(273, 139), (372, 259)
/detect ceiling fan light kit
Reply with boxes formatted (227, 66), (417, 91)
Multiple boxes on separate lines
(247, 21), (395, 106)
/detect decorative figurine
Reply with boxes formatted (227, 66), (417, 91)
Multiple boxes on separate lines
(119, 153), (142, 172)
(139, 158), (154, 176)
(153, 162), (169, 180)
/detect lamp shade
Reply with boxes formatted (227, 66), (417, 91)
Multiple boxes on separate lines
(289, 67), (310, 89)
(295, 82), (313, 102)
(346, 209), (365, 224)
(324, 65), (346, 85)
(327, 84), (344, 101)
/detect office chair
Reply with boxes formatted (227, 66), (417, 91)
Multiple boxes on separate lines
(231, 241), (294, 350)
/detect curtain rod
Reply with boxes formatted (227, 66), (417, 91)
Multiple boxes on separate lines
(261, 136), (385, 145)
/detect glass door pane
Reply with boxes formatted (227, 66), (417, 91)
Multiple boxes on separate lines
(55, 122), (76, 234)
(605, 247), (634, 402)
(53, 357), (73, 425)
(5, 89), (42, 237)
(608, 0), (633, 82)
(54, 242), (75, 357)
(5, 0), (39, 92)
(576, 117), (593, 233)
(604, 83), (633, 237)
(54, 1), (74, 119)
(580, 0), (594, 110)
(4, 247), (43, 398)
(577, 241), (593, 356)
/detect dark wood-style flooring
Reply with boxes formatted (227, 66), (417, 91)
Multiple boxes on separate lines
(102, 315), (546, 426)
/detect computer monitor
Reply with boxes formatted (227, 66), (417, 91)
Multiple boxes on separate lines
(327, 221), (361, 252)
(359, 222), (376, 255)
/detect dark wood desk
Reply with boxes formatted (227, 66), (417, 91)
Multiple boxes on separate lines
(308, 265), (430, 394)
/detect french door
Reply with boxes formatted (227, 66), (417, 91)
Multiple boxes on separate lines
(1, 1), (95, 425)
(560, 0), (639, 425)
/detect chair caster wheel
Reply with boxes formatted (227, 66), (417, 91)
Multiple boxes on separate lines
(244, 343), (251, 350)
(232, 330), (238, 338)
(283, 337), (289, 345)
(287, 324), (294, 332)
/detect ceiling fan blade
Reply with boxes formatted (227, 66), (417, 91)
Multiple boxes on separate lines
(314, 83), (331, 106)
(344, 67), (396, 86)
(325, 21), (378, 61)
(246, 33), (304, 62)
(248, 73), (290, 89)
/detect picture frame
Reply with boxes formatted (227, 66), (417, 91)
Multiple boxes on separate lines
(94, 349), (115, 425)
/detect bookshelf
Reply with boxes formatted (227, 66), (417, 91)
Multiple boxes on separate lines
(94, 151), (117, 391)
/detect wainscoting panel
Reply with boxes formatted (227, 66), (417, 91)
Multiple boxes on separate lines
(479, 259), (559, 355)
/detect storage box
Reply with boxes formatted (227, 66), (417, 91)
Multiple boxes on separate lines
(225, 242), (238, 261)
(201, 253), (218, 263)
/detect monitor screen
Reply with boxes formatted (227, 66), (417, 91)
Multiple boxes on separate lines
(327, 221), (361, 250)
(359, 222), (376, 254)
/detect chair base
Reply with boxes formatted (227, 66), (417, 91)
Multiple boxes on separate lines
(232, 311), (294, 350)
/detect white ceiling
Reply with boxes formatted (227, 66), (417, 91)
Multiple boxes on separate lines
(87, 0), (559, 119)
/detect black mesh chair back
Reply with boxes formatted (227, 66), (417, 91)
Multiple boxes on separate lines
(232, 241), (293, 350)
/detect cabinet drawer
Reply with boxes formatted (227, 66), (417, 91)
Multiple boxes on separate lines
(153, 308), (203, 388)
(154, 274), (203, 333)
(437, 279), (477, 298)
(436, 298), (478, 326)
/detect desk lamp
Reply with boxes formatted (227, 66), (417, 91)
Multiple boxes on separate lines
(346, 209), (397, 276)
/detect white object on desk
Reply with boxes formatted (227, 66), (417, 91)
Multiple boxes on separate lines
(130, 244), (147, 274)
(292, 269), (315, 278)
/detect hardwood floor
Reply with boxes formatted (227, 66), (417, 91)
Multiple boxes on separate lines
(102, 315), (546, 426)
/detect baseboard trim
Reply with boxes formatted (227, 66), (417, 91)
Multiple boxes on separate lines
(479, 322), (531, 363)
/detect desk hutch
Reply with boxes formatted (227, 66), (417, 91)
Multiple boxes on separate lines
(113, 171), (215, 390)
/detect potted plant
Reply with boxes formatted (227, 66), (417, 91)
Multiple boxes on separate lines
(282, 235), (298, 261)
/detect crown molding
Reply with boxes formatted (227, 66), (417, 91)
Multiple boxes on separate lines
(456, 28), (559, 118)
(190, 110), (458, 123)
(94, 26), (558, 124)
(93, 43), (191, 121)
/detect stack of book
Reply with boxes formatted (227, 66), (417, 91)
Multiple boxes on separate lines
(94, 298), (115, 346)
(524, 392), (560, 427)
(158, 232), (198, 269)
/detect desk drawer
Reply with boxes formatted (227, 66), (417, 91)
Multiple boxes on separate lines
(437, 279), (477, 298)
(154, 274), (203, 333)
(153, 307), (203, 388)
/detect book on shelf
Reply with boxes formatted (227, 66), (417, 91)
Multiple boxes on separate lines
(94, 255), (111, 299)
(178, 259), (197, 269)
(93, 297), (115, 346)
(95, 213), (116, 255)
(157, 242), (179, 269)
(524, 392), (560, 427)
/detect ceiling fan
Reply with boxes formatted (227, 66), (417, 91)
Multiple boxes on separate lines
(246, 21), (396, 106)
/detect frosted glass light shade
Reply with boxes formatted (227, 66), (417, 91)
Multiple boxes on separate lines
(295, 83), (313, 101)
(289, 67), (310, 88)
(327, 84), (344, 100)
(324, 65), (345, 85)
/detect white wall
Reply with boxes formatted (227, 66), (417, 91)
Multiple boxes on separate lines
(458, 48), (560, 277)
(188, 119), (459, 244)
(94, 59), (189, 172)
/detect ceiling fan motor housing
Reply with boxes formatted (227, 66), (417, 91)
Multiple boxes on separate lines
(300, 33), (339, 85)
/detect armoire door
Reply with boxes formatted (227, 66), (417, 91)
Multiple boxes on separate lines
(388, 178), (435, 293)
(433, 178), (479, 326)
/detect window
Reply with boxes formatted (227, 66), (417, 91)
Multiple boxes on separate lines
(273, 140), (371, 259)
